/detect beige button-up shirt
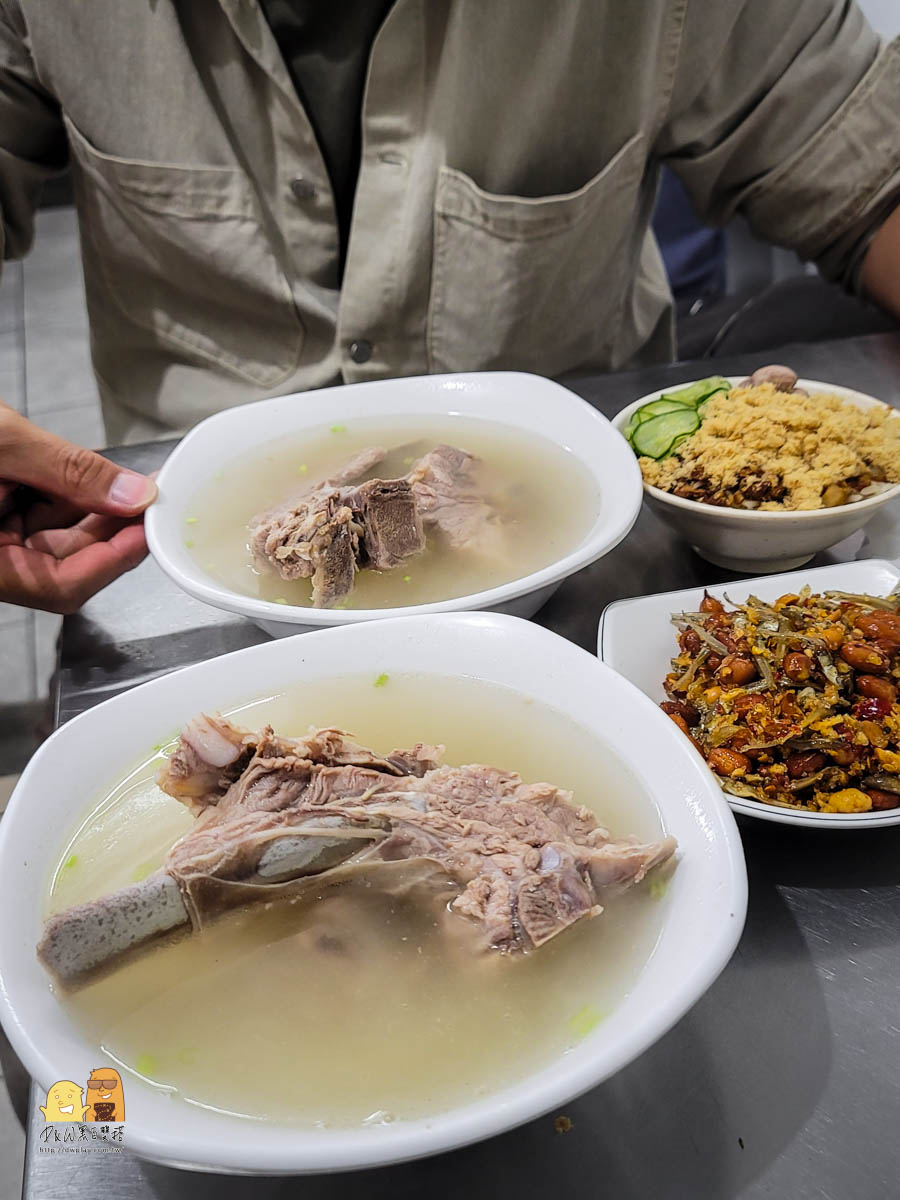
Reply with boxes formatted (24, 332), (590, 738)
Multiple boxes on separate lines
(1, 0), (899, 442)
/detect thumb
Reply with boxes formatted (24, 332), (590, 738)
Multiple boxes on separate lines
(2, 408), (157, 516)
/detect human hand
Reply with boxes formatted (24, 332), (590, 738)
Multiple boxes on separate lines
(0, 403), (157, 613)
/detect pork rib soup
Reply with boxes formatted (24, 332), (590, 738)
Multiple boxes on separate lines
(184, 417), (598, 609)
(44, 675), (674, 1127)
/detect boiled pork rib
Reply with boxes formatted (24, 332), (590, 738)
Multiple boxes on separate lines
(248, 443), (502, 607)
(37, 717), (676, 985)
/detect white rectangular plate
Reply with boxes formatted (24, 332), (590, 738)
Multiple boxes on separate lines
(598, 559), (900, 827)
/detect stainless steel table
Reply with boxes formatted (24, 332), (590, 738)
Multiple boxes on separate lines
(23, 333), (900, 1199)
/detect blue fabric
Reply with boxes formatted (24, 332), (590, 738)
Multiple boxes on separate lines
(653, 169), (726, 301)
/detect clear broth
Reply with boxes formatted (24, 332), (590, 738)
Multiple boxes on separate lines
(49, 675), (668, 1127)
(183, 417), (599, 608)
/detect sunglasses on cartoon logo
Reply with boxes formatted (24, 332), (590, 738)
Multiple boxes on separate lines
(87, 1080), (118, 1090)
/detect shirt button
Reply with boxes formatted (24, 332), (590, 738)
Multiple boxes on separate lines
(289, 176), (316, 201)
(349, 339), (373, 364)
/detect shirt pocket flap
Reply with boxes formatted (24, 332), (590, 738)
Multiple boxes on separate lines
(435, 132), (644, 241)
(62, 114), (304, 389)
(428, 133), (646, 375)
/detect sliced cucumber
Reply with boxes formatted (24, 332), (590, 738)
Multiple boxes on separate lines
(661, 376), (731, 408)
(636, 398), (696, 418)
(632, 408), (700, 459)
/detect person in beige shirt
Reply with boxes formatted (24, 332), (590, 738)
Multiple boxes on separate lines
(0, 0), (899, 613)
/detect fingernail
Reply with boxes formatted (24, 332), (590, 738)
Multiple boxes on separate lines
(107, 472), (157, 509)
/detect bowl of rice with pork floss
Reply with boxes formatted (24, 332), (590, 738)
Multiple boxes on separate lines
(613, 365), (900, 573)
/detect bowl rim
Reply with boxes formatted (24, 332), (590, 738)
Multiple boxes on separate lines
(145, 371), (643, 626)
(0, 612), (747, 1173)
(611, 376), (900, 522)
(597, 557), (900, 829)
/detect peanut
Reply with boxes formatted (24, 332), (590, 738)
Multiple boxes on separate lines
(839, 641), (890, 674)
(665, 711), (690, 736)
(828, 742), (857, 766)
(707, 747), (751, 776)
(853, 611), (900, 646)
(706, 654), (723, 672)
(679, 628), (702, 656)
(783, 651), (812, 682)
(716, 654), (757, 686)
(867, 789), (900, 811)
(856, 675), (898, 703)
(785, 751), (826, 779)
(660, 700), (701, 727)
(699, 591), (724, 615)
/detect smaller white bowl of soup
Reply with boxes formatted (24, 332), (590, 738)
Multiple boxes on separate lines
(145, 372), (641, 636)
(0, 613), (745, 1174)
(611, 366), (900, 574)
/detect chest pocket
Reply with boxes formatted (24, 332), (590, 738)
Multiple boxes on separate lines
(64, 115), (304, 389)
(427, 133), (645, 377)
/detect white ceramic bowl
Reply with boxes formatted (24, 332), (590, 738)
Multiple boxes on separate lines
(611, 378), (900, 574)
(146, 372), (642, 637)
(0, 613), (746, 1174)
(598, 558), (900, 829)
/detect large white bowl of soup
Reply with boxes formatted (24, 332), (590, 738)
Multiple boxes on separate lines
(145, 372), (642, 636)
(0, 614), (745, 1174)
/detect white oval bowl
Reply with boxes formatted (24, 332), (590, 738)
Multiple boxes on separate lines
(611, 378), (900, 573)
(146, 372), (642, 636)
(0, 613), (746, 1174)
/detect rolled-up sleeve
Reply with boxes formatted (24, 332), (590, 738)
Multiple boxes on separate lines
(0, 0), (67, 261)
(657, 0), (900, 290)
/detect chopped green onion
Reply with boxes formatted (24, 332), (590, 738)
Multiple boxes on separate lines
(330, 424), (346, 434)
(185, 516), (199, 525)
(184, 539), (195, 549)
(274, 597), (288, 605)
(62, 854), (78, 871)
(566, 1004), (606, 1038)
(135, 1053), (157, 1078)
(402, 575), (412, 583)
(298, 463), (308, 476)
(373, 673), (389, 688)
(649, 875), (669, 900)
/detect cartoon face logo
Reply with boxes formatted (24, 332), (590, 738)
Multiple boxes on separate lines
(40, 1081), (88, 1122)
(85, 1068), (125, 1123)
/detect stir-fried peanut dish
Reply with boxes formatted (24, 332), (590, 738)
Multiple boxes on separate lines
(631, 364), (900, 510)
(660, 587), (900, 813)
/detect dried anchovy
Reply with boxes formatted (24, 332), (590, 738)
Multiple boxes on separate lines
(669, 646), (710, 694)
(824, 591), (900, 612)
(787, 737), (844, 752)
(742, 595), (782, 619)
(753, 652), (775, 690)
(788, 767), (846, 792)
(862, 773), (900, 795)
(741, 734), (798, 751)
(708, 724), (743, 747)
(739, 679), (774, 695)
(817, 652), (841, 688)
(671, 615), (729, 655)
